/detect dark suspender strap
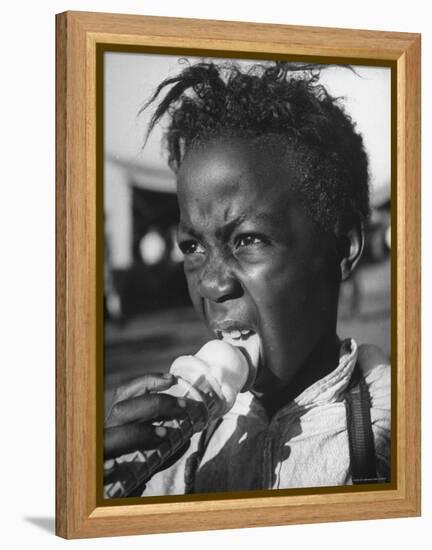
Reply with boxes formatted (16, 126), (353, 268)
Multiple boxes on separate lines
(345, 364), (380, 484)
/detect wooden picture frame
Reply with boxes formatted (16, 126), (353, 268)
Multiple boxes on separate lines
(55, 10), (421, 539)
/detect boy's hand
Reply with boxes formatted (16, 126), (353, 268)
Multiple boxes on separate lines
(104, 373), (188, 460)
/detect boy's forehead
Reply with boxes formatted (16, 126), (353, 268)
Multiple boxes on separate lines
(177, 137), (301, 203)
(176, 138), (324, 247)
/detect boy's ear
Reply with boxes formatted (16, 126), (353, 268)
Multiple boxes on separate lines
(336, 218), (365, 281)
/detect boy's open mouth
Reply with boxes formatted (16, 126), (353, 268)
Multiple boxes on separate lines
(215, 328), (255, 342)
(211, 322), (262, 390)
(212, 320), (257, 346)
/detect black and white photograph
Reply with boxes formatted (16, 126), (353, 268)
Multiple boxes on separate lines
(102, 51), (392, 500)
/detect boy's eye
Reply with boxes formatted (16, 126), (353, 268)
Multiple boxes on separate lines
(236, 234), (265, 248)
(178, 240), (205, 255)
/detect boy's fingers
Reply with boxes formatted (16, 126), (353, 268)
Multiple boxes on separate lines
(113, 373), (175, 402)
(104, 423), (172, 460)
(105, 394), (187, 428)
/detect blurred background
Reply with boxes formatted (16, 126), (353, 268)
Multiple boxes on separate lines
(103, 53), (391, 405)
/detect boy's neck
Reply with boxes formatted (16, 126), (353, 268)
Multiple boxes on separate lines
(255, 333), (342, 419)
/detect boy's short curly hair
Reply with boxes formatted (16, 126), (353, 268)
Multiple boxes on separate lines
(141, 60), (370, 235)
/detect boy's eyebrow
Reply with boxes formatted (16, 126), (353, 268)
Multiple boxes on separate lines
(178, 215), (247, 235)
(178, 212), (279, 237)
(177, 221), (198, 236)
(215, 215), (248, 238)
(218, 212), (279, 232)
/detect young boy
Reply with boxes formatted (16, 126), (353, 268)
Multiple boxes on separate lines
(104, 61), (391, 495)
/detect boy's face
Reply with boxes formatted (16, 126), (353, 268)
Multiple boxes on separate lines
(177, 138), (340, 395)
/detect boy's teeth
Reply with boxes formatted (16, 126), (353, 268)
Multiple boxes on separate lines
(220, 329), (253, 340)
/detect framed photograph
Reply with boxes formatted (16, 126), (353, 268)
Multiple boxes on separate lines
(56, 11), (421, 539)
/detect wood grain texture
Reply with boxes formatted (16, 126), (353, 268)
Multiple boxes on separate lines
(55, 12), (68, 538)
(55, 10), (421, 539)
(402, 36), (421, 514)
(65, 10), (418, 59)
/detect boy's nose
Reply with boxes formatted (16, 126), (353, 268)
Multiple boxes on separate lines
(198, 256), (242, 303)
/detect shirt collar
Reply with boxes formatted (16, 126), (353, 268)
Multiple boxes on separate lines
(231, 338), (358, 419)
(292, 338), (358, 409)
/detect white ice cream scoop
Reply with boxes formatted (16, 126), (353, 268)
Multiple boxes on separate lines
(170, 336), (261, 414)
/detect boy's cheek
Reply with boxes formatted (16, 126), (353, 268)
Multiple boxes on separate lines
(185, 272), (199, 294)
(308, 244), (341, 281)
(185, 276), (206, 318)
